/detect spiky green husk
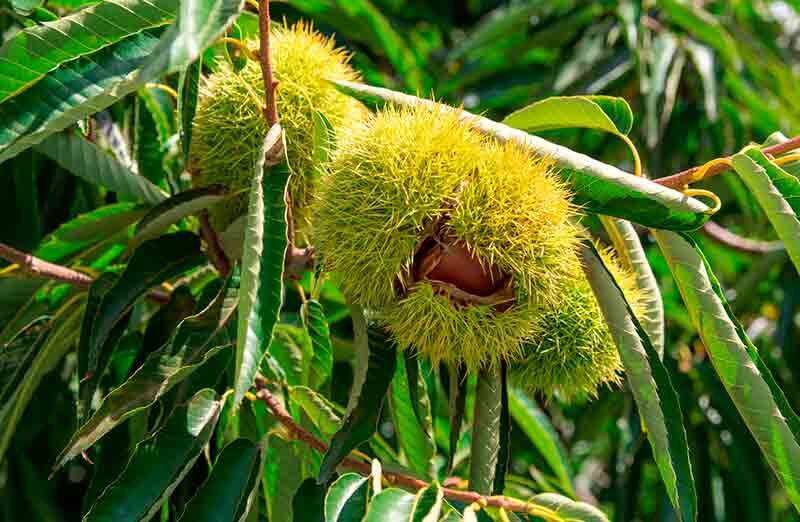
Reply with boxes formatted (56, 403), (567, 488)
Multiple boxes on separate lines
(190, 21), (365, 235)
(511, 246), (646, 401)
(381, 283), (542, 368)
(314, 104), (580, 369)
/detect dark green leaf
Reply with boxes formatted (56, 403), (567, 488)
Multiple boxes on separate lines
(447, 364), (467, 474)
(35, 132), (168, 205)
(77, 272), (130, 420)
(134, 93), (170, 188)
(137, 285), (196, 368)
(390, 349), (435, 478)
(54, 274), (237, 468)
(84, 389), (222, 522)
(178, 439), (263, 522)
(0, 296), (84, 462)
(133, 186), (226, 246)
(81, 232), (203, 381)
(178, 60), (201, 165)
(291, 478), (327, 522)
(468, 366), (502, 495)
(492, 363), (510, 495)
(318, 325), (397, 484)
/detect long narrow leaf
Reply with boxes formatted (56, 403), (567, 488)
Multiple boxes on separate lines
(301, 299), (333, 389)
(133, 186), (226, 245)
(54, 275), (237, 469)
(35, 132), (168, 205)
(654, 230), (800, 510)
(0, 296), (85, 463)
(318, 325), (397, 484)
(177, 438), (263, 522)
(600, 217), (665, 357)
(731, 147), (800, 272)
(580, 242), (696, 521)
(468, 365), (503, 495)
(389, 350), (435, 478)
(508, 387), (574, 497)
(234, 125), (290, 405)
(331, 80), (711, 230)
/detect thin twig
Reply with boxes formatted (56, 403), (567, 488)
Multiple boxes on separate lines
(0, 242), (171, 303)
(258, 0), (279, 126)
(199, 212), (232, 277)
(0, 243), (93, 288)
(257, 0), (312, 279)
(253, 380), (549, 515)
(653, 135), (800, 189)
(702, 221), (784, 254)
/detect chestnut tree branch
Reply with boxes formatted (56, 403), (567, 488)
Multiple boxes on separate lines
(258, 0), (278, 126)
(653, 135), (800, 189)
(199, 211), (232, 277)
(0, 242), (93, 288)
(702, 221), (784, 254)
(253, 379), (549, 515)
(0, 242), (170, 303)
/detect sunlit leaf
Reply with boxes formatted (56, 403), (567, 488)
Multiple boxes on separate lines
(324, 472), (370, 522)
(0, 0), (176, 104)
(581, 242), (696, 522)
(731, 147), (800, 272)
(654, 230), (800, 510)
(234, 125), (290, 405)
(0, 0), (243, 163)
(332, 80), (711, 230)
(600, 217), (664, 357)
(503, 95), (633, 136)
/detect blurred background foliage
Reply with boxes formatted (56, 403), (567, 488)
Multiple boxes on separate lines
(1, 0), (800, 520)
